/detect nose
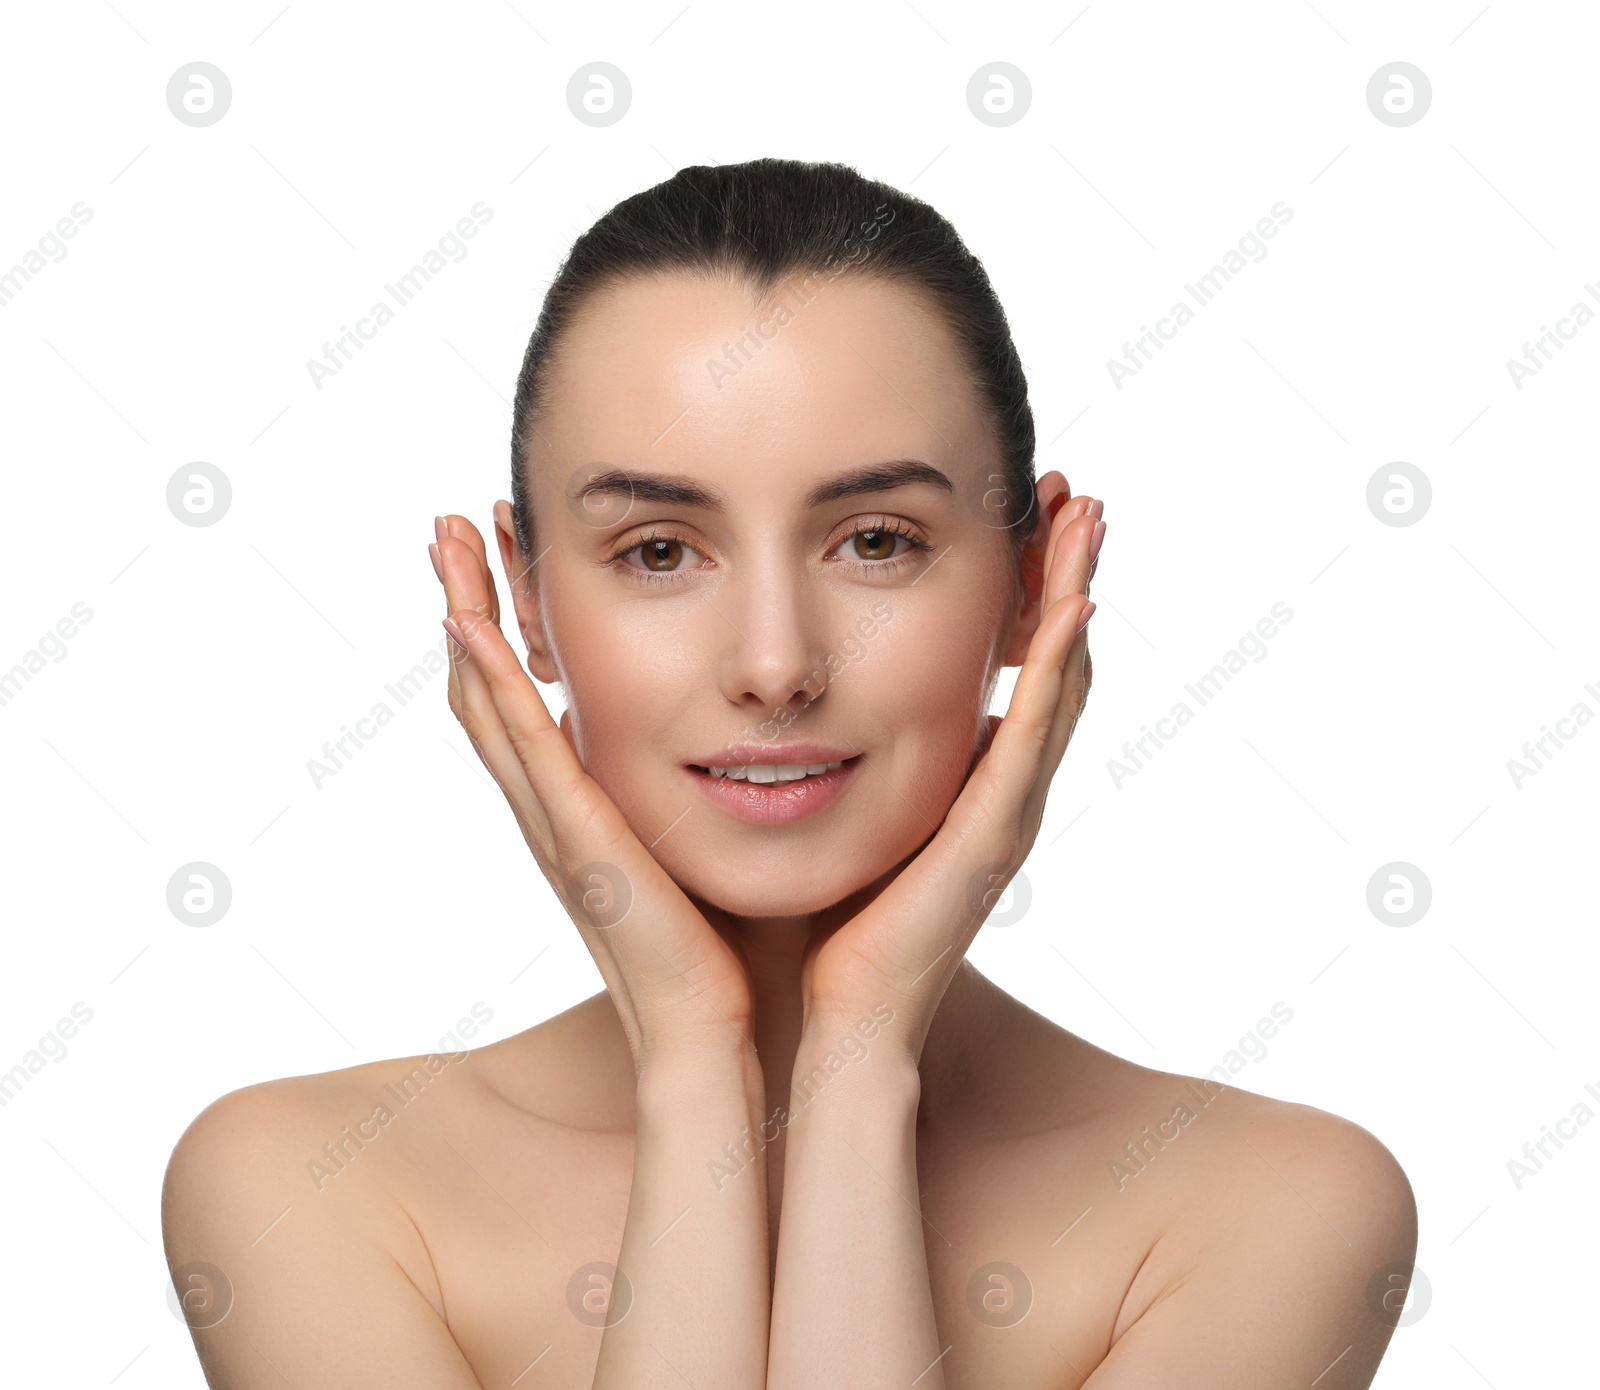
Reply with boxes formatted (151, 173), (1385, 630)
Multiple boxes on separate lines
(710, 564), (833, 720)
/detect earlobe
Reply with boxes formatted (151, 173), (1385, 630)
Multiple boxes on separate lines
(999, 588), (1040, 668)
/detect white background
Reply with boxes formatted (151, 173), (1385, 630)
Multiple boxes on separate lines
(1, 1), (1595, 1384)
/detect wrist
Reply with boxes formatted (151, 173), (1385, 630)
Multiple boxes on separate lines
(792, 1008), (921, 1108)
(635, 1035), (764, 1106)
(800, 995), (916, 1060)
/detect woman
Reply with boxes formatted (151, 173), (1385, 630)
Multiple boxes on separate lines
(163, 158), (1417, 1388)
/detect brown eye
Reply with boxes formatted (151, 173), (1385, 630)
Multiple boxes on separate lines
(853, 529), (901, 561)
(612, 532), (706, 582)
(639, 537), (684, 571)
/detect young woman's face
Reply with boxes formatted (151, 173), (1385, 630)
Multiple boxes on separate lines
(498, 271), (1055, 918)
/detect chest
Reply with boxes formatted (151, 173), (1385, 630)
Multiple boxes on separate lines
(398, 1117), (1159, 1389)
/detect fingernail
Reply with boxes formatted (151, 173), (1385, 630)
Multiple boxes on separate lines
(442, 616), (468, 654)
(434, 515), (448, 543)
(1089, 518), (1106, 564)
(1088, 498), (1104, 521)
(428, 541), (444, 583)
(1076, 601), (1096, 634)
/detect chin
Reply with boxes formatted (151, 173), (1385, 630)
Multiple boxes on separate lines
(665, 849), (875, 921)
(652, 831), (915, 927)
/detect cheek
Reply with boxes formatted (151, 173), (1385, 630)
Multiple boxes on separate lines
(556, 656), (679, 792)
(543, 601), (716, 844)
(540, 598), (651, 786)
(865, 597), (1006, 817)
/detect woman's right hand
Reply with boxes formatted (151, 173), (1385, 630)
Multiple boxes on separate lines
(429, 513), (755, 1074)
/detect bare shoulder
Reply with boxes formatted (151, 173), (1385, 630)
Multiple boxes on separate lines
(1078, 1044), (1418, 1257)
(1092, 1063), (1419, 1387)
(1165, 1073), (1418, 1244)
(161, 1057), (487, 1388)
(1171, 1074), (1420, 1260)
(1025, 1017), (1415, 1232)
(163, 1054), (440, 1185)
(161, 1055), (454, 1285)
(160, 995), (625, 1283)
(983, 1005), (1418, 1385)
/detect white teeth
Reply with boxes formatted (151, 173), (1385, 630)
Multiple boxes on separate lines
(707, 760), (844, 783)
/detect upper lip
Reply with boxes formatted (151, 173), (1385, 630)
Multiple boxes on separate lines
(687, 742), (864, 769)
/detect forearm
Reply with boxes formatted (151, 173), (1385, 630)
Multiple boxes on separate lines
(592, 1044), (770, 1390)
(766, 1021), (939, 1390)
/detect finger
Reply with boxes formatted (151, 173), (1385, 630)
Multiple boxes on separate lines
(982, 591), (1093, 841)
(435, 537), (469, 754)
(1031, 498), (1099, 744)
(1040, 493), (1095, 598)
(1024, 492), (1087, 603)
(439, 595), (628, 908)
(1043, 505), (1098, 614)
(948, 502), (1099, 830)
(1023, 518), (1101, 827)
(443, 596), (578, 818)
(437, 513), (501, 626)
(435, 517), (523, 794)
(436, 513), (501, 716)
(1026, 598), (1094, 830)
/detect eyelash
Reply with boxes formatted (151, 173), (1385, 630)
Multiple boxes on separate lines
(607, 518), (934, 586)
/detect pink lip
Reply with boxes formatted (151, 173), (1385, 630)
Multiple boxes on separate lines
(686, 741), (862, 769)
(684, 755), (864, 826)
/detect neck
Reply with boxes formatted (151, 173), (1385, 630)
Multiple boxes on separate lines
(708, 909), (1005, 1128)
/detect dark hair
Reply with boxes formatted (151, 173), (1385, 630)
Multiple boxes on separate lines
(509, 156), (1037, 579)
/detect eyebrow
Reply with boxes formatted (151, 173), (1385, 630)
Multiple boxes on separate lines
(573, 458), (954, 513)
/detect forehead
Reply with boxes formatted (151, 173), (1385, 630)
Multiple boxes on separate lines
(529, 271), (993, 499)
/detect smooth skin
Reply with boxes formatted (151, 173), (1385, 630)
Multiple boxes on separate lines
(162, 272), (1417, 1389)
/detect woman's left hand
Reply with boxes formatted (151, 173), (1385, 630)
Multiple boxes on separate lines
(798, 490), (1104, 1060)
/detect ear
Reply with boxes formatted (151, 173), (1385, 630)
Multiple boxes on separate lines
(493, 499), (560, 685)
(1000, 470), (1073, 668)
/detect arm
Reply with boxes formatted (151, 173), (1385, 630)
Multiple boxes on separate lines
(766, 1017), (938, 1390)
(592, 1042), (772, 1390)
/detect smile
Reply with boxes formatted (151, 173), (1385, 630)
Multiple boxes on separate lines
(697, 760), (846, 783)
(683, 755), (864, 825)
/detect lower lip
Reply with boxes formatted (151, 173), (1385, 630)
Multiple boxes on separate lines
(684, 757), (863, 826)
